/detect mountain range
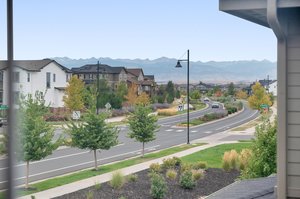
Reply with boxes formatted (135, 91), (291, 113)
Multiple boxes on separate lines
(52, 57), (277, 84)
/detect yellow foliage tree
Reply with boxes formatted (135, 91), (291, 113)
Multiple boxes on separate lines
(63, 76), (85, 111)
(248, 82), (272, 110)
(125, 84), (138, 106)
(136, 92), (150, 106)
(236, 90), (248, 99)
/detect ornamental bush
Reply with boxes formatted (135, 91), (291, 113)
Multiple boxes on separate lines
(150, 173), (167, 199)
(241, 121), (277, 179)
(179, 170), (196, 189)
(149, 163), (161, 173)
(166, 169), (177, 180)
(110, 171), (125, 189)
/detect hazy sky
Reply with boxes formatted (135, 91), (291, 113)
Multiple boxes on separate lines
(0, 0), (277, 62)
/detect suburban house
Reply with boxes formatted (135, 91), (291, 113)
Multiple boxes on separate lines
(71, 64), (156, 97)
(248, 79), (278, 96)
(220, 0), (300, 198)
(0, 59), (72, 108)
(126, 68), (156, 97)
(71, 64), (127, 90)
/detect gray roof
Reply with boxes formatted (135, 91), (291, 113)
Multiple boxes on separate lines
(0, 59), (71, 72)
(71, 64), (125, 74)
(220, 0), (300, 28)
(206, 176), (276, 199)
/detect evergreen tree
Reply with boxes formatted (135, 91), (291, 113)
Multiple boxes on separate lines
(165, 81), (175, 103)
(66, 111), (119, 170)
(17, 92), (61, 188)
(228, 82), (235, 96)
(128, 106), (159, 157)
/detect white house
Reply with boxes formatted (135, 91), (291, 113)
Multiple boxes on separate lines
(0, 59), (72, 108)
(268, 80), (277, 96)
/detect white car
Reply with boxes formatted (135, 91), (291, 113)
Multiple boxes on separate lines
(211, 103), (220, 109)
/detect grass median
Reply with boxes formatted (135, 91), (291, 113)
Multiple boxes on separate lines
(181, 142), (253, 168)
(6, 143), (205, 198)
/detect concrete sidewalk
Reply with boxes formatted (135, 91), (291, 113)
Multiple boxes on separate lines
(18, 140), (237, 199)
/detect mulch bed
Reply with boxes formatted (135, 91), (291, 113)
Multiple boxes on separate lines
(54, 168), (240, 199)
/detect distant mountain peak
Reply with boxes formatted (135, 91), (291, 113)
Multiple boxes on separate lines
(52, 56), (276, 83)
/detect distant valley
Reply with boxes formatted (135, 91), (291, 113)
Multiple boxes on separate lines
(52, 57), (277, 84)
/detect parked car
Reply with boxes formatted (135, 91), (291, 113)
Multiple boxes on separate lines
(0, 118), (7, 127)
(212, 103), (220, 109)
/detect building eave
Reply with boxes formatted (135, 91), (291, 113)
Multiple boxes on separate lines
(219, 0), (300, 28)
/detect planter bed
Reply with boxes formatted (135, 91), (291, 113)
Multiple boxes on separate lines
(54, 168), (239, 199)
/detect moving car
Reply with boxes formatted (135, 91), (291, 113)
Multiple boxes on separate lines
(203, 98), (210, 102)
(211, 103), (220, 109)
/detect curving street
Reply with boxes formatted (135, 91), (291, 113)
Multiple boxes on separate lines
(0, 102), (259, 189)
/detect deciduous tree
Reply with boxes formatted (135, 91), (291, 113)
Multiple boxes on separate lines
(236, 90), (248, 99)
(17, 92), (61, 189)
(248, 82), (272, 110)
(66, 111), (119, 170)
(128, 106), (159, 157)
(136, 92), (150, 106)
(63, 76), (85, 111)
(125, 84), (138, 106)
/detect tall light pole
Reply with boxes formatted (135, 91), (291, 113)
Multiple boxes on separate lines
(175, 49), (190, 144)
(96, 61), (100, 115)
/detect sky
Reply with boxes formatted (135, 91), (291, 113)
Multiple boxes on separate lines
(0, 0), (277, 62)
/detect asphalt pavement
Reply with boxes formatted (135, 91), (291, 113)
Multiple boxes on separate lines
(0, 102), (259, 189)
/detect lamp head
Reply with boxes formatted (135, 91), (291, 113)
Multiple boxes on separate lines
(175, 61), (182, 68)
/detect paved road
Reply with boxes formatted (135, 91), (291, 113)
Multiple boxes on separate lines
(0, 102), (259, 189)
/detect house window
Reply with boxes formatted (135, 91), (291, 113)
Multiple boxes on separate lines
(27, 73), (30, 82)
(66, 74), (69, 82)
(13, 72), (20, 83)
(46, 72), (51, 88)
(53, 74), (56, 82)
(89, 74), (93, 79)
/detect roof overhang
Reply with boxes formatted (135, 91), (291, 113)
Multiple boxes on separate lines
(219, 0), (300, 27)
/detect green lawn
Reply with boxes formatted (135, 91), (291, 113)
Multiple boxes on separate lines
(181, 142), (253, 168)
(7, 143), (205, 198)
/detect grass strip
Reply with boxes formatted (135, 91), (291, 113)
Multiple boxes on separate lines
(181, 142), (253, 168)
(9, 143), (205, 198)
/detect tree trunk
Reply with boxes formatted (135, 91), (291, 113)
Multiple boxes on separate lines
(142, 142), (145, 158)
(94, 150), (98, 170)
(25, 160), (29, 189)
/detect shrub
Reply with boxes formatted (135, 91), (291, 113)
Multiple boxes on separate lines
(166, 169), (177, 180)
(152, 103), (170, 110)
(180, 162), (193, 173)
(86, 191), (94, 199)
(127, 174), (138, 182)
(172, 156), (182, 166)
(157, 109), (177, 116)
(222, 151), (231, 172)
(179, 171), (196, 189)
(94, 182), (101, 190)
(200, 111), (228, 122)
(191, 169), (204, 180)
(110, 171), (125, 189)
(239, 149), (252, 170)
(30, 196), (36, 199)
(229, 150), (239, 170)
(119, 197), (126, 199)
(150, 173), (167, 199)
(162, 158), (177, 169)
(241, 121), (277, 179)
(149, 163), (161, 173)
(193, 161), (207, 170)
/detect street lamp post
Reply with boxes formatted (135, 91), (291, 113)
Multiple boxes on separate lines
(96, 61), (100, 115)
(175, 49), (190, 144)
